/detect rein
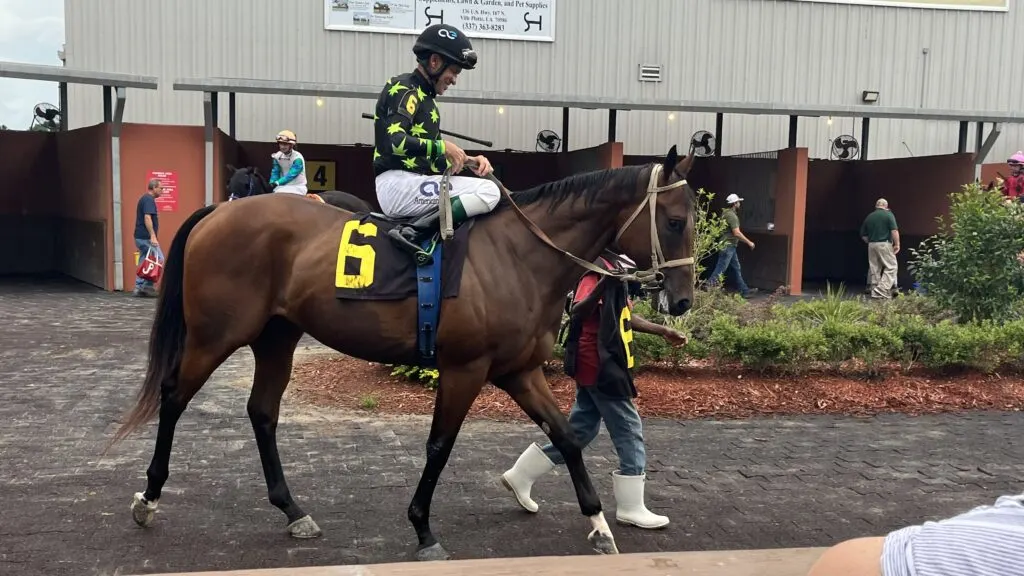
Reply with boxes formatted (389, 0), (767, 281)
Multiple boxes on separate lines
(441, 160), (694, 289)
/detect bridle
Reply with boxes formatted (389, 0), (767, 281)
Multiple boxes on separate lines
(441, 160), (694, 291)
(227, 171), (258, 202)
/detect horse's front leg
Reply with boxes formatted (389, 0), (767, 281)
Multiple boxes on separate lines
(494, 366), (618, 555)
(407, 359), (488, 561)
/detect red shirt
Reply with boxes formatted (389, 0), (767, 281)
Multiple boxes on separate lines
(571, 260), (632, 387)
(1005, 174), (1024, 200)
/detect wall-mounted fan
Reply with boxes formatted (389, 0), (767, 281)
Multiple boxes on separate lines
(830, 134), (860, 161)
(30, 102), (60, 132)
(690, 130), (716, 157)
(536, 129), (562, 153)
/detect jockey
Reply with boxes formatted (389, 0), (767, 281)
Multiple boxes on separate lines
(270, 130), (308, 195)
(1004, 151), (1024, 202)
(372, 23), (500, 258)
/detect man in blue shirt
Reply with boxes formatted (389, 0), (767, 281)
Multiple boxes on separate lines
(133, 178), (163, 297)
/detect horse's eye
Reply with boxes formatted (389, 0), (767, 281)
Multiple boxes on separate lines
(668, 218), (684, 231)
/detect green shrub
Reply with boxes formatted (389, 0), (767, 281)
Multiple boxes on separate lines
(389, 364), (439, 390)
(908, 182), (1024, 323)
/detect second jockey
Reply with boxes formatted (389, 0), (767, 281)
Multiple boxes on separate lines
(270, 130), (308, 195)
(372, 23), (500, 258)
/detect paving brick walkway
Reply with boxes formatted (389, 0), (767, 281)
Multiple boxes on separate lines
(1, 278), (1023, 576)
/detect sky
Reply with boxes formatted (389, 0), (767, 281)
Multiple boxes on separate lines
(0, 0), (65, 130)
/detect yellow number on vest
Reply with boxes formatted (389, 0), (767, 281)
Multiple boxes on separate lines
(336, 219), (377, 289)
(619, 305), (635, 369)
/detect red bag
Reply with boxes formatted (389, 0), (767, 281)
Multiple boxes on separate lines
(136, 246), (164, 283)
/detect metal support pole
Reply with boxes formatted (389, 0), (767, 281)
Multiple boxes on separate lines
(788, 115), (798, 148)
(861, 117), (870, 160)
(976, 122), (984, 153)
(957, 121), (968, 153)
(58, 82), (67, 131)
(229, 92), (236, 138)
(204, 92), (215, 206)
(210, 92), (218, 129)
(976, 122), (1003, 181)
(103, 85), (112, 123)
(607, 109), (617, 142)
(561, 107), (570, 152)
(110, 86), (127, 291)
(714, 113), (723, 156)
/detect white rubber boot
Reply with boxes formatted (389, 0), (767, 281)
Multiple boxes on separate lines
(612, 471), (669, 529)
(500, 442), (557, 513)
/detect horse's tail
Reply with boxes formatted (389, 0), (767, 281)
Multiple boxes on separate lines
(106, 204), (218, 450)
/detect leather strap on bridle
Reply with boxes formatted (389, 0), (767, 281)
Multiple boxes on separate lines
(441, 159), (694, 288)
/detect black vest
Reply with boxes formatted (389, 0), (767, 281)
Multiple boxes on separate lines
(561, 276), (637, 400)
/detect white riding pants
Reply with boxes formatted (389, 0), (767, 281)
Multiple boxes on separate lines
(274, 184), (308, 195)
(375, 169), (501, 218)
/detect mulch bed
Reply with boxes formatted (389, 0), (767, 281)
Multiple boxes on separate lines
(288, 353), (1024, 421)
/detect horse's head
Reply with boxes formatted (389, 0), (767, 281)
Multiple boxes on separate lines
(226, 165), (270, 201)
(611, 145), (696, 316)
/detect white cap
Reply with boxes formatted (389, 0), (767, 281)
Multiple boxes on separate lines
(726, 193), (744, 204)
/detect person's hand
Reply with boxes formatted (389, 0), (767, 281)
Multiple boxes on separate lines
(894, 244), (900, 255)
(444, 140), (467, 173)
(661, 328), (688, 347)
(150, 236), (159, 247)
(470, 155), (493, 177)
(747, 240), (755, 250)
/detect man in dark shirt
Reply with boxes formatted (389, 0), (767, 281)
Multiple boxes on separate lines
(133, 178), (163, 297)
(860, 198), (900, 299)
(372, 23), (500, 260)
(500, 254), (689, 530)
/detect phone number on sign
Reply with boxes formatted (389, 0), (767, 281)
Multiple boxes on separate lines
(461, 22), (505, 33)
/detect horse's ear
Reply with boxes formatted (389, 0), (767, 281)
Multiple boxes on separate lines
(225, 163), (237, 173)
(676, 149), (695, 177)
(661, 145), (679, 178)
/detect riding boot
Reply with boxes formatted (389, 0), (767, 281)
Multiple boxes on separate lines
(387, 198), (468, 265)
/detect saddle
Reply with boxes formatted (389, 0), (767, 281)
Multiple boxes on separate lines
(333, 210), (474, 367)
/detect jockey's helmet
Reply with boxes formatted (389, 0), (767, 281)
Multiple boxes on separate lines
(1009, 151), (1024, 165)
(413, 24), (477, 71)
(276, 130), (297, 145)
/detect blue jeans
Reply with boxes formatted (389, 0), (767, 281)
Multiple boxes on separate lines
(539, 384), (646, 476)
(707, 244), (750, 295)
(134, 238), (164, 291)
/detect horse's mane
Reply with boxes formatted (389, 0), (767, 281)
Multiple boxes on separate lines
(496, 163), (652, 214)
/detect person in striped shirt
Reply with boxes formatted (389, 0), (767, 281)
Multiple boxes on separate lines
(807, 492), (1024, 576)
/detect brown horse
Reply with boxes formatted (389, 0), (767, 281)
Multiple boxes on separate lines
(110, 145), (698, 562)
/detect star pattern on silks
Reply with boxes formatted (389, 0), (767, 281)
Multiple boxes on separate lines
(373, 149), (381, 161)
(416, 86), (427, 101)
(388, 82), (408, 96)
(430, 108), (439, 124)
(392, 137), (409, 157)
(410, 122), (428, 137)
(402, 157), (418, 170)
(387, 122), (405, 135)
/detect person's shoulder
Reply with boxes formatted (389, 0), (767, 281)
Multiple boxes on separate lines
(383, 72), (415, 92)
(292, 150), (306, 160)
(271, 151), (283, 159)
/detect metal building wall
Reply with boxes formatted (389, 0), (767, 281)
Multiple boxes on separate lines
(64, 0), (1024, 161)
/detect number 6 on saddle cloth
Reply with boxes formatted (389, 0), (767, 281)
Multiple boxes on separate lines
(333, 168), (472, 367)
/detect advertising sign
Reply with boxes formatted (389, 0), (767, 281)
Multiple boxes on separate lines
(325, 0), (555, 42)
(147, 170), (178, 212)
(788, 0), (1006, 11)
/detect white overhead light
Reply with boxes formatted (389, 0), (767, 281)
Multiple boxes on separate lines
(862, 90), (879, 103)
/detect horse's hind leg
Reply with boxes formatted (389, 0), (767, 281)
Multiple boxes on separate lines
(494, 366), (618, 555)
(132, 336), (231, 528)
(246, 317), (321, 538)
(407, 360), (487, 561)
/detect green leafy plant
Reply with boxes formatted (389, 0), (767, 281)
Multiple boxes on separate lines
(693, 187), (729, 281)
(389, 364), (440, 390)
(908, 183), (1024, 322)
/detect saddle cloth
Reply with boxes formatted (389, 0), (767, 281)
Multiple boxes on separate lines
(334, 212), (473, 301)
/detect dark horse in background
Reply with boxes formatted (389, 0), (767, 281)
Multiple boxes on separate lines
(110, 147), (698, 562)
(225, 164), (373, 212)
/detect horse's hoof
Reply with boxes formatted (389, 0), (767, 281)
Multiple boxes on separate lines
(415, 543), (450, 562)
(130, 492), (158, 528)
(588, 529), (619, 555)
(287, 515), (322, 539)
